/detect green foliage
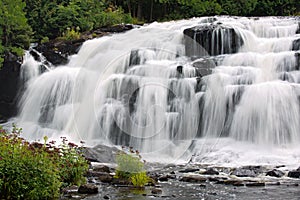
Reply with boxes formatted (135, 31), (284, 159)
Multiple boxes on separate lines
(0, 0), (32, 67)
(40, 36), (49, 44)
(130, 171), (150, 187)
(62, 27), (81, 41)
(0, 126), (89, 199)
(54, 137), (89, 187)
(0, 126), (61, 199)
(115, 148), (151, 187)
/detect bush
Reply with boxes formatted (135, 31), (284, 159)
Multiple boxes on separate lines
(0, 126), (61, 199)
(62, 27), (81, 41)
(0, 126), (89, 199)
(115, 148), (151, 188)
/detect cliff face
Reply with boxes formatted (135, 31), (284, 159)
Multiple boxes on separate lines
(0, 24), (134, 122)
(0, 52), (22, 122)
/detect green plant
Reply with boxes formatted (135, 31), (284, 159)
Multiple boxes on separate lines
(0, 126), (61, 199)
(115, 148), (151, 187)
(54, 137), (89, 187)
(0, 125), (89, 199)
(62, 27), (81, 41)
(40, 36), (49, 44)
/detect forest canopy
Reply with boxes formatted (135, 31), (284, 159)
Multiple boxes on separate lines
(0, 0), (299, 66)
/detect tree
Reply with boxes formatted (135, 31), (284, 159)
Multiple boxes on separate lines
(0, 0), (32, 66)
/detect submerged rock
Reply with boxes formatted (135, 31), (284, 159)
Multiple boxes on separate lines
(292, 38), (300, 51)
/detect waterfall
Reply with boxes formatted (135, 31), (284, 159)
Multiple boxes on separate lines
(15, 16), (300, 165)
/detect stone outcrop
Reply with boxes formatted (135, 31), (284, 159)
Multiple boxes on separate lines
(0, 52), (22, 122)
(184, 23), (243, 57)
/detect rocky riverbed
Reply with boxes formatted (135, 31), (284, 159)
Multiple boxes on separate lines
(61, 145), (300, 200)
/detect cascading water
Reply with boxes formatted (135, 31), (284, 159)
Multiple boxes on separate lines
(14, 16), (300, 165)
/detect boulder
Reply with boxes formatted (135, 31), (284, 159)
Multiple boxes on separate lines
(296, 22), (300, 34)
(266, 169), (284, 178)
(82, 144), (119, 163)
(184, 23), (243, 57)
(78, 184), (98, 194)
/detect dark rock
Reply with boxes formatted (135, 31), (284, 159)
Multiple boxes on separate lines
(231, 168), (256, 177)
(202, 168), (219, 175)
(78, 184), (98, 194)
(192, 58), (216, 77)
(199, 184), (206, 188)
(296, 22), (300, 34)
(292, 38), (300, 51)
(0, 52), (22, 121)
(93, 165), (111, 173)
(99, 24), (134, 33)
(158, 176), (169, 182)
(184, 24), (243, 57)
(231, 166), (265, 177)
(178, 168), (199, 173)
(266, 169), (284, 178)
(180, 175), (207, 183)
(151, 188), (162, 194)
(103, 195), (110, 199)
(95, 173), (113, 183)
(288, 171), (300, 178)
(245, 182), (265, 187)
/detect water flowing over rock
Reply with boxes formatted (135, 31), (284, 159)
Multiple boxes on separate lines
(183, 23), (244, 57)
(12, 16), (300, 166)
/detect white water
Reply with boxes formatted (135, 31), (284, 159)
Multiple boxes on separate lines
(13, 16), (300, 166)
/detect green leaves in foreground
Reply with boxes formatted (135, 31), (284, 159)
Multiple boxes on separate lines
(115, 148), (152, 188)
(0, 125), (89, 200)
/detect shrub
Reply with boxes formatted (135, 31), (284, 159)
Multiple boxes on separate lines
(0, 125), (89, 199)
(0, 126), (61, 199)
(115, 148), (151, 187)
(62, 27), (81, 41)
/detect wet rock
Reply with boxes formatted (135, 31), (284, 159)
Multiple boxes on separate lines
(178, 168), (200, 173)
(292, 38), (300, 51)
(192, 58), (216, 77)
(103, 195), (110, 199)
(93, 173), (113, 183)
(158, 175), (169, 182)
(202, 168), (219, 175)
(78, 184), (98, 194)
(217, 179), (244, 186)
(180, 175), (207, 183)
(0, 52), (22, 121)
(245, 182), (265, 187)
(93, 165), (111, 173)
(288, 171), (300, 178)
(296, 22), (300, 34)
(231, 168), (256, 177)
(266, 169), (284, 178)
(184, 23), (243, 57)
(231, 166), (265, 177)
(151, 188), (162, 194)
